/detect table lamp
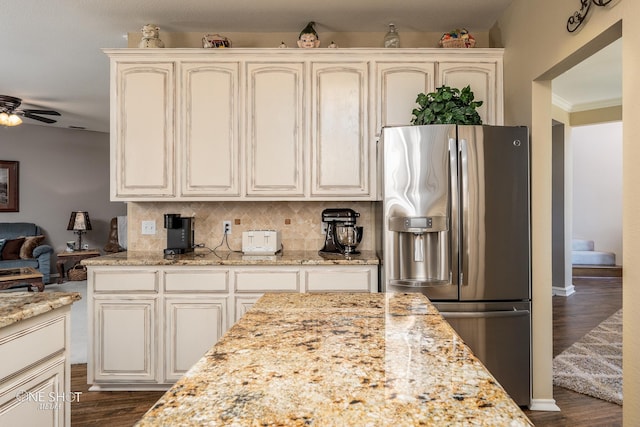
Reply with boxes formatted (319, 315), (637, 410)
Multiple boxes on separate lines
(67, 211), (92, 250)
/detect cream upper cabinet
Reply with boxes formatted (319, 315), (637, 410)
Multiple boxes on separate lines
(437, 60), (503, 125)
(111, 61), (175, 198)
(246, 62), (305, 197)
(311, 62), (371, 198)
(180, 62), (240, 197)
(105, 49), (503, 201)
(375, 62), (436, 135)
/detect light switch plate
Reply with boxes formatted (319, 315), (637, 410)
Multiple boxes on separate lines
(141, 220), (156, 235)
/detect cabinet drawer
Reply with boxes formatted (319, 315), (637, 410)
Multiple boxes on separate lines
(305, 268), (375, 292)
(93, 269), (159, 293)
(164, 270), (229, 292)
(0, 314), (66, 381)
(234, 269), (300, 292)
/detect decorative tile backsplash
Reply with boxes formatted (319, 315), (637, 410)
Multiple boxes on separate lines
(127, 201), (377, 252)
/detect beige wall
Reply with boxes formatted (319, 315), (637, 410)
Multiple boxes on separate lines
(571, 122), (622, 263)
(570, 105), (622, 126)
(127, 201), (376, 253)
(0, 124), (126, 272)
(493, 0), (638, 421)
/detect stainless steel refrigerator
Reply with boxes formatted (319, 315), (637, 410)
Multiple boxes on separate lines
(381, 124), (531, 406)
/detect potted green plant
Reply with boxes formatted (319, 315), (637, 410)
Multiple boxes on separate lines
(411, 85), (483, 125)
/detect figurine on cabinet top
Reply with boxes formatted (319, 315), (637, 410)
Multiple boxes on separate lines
(297, 21), (320, 48)
(138, 24), (165, 48)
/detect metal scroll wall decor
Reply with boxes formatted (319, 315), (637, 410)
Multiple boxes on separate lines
(567, 0), (614, 33)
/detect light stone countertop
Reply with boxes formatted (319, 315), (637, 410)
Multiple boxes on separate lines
(0, 292), (81, 329)
(81, 249), (379, 266)
(136, 292), (533, 426)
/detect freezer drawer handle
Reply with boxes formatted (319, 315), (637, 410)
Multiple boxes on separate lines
(441, 310), (530, 319)
(390, 279), (450, 288)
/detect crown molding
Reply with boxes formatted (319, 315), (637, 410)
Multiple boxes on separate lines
(552, 93), (622, 113)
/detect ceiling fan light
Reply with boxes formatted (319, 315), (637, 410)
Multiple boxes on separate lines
(0, 112), (9, 125)
(7, 114), (22, 126)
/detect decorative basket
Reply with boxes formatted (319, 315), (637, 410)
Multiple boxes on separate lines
(439, 28), (476, 48)
(440, 38), (476, 48)
(68, 264), (87, 281)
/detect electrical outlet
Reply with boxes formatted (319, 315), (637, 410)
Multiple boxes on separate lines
(141, 220), (156, 235)
(223, 220), (232, 235)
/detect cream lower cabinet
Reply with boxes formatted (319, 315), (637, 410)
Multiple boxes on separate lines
(164, 297), (227, 381)
(233, 267), (301, 322)
(91, 297), (158, 387)
(233, 265), (378, 321)
(304, 266), (377, 292)
(88, 264), (377, 390)
(89, 267), (229, 390)
(163, 268), (229, 381)
(0, 306), (71, 427)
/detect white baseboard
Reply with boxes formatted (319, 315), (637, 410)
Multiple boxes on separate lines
(552, 284), (575, 297)
(529, 398), (561, 411)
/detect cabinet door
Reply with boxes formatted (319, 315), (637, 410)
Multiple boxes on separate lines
(311, 62), (371, 197)
(180, 62), (240, 196)
(375, 62), (436, 135)
(234, 295), (262, 322)
(112, 62), (175, 198)
(164, 297), (227, 381)
(92, 298), (158, 384)
(437, 61), (502, 125)
(0, 359), (66, 427)
(246, 63), (305, 196)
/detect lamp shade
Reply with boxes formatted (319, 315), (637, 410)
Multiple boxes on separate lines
(0, 112), (23, 126)
(67, 211), (92, 231)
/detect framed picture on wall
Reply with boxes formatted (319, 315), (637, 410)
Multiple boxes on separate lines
(0, 160), (19, 212)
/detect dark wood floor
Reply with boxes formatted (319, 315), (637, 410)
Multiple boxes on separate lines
(70, 368), (164, 426)
(70, 277), (623, 426)
(523, 277), (623, 426)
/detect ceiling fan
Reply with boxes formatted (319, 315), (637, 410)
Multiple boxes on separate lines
(0, 95), (61, 125)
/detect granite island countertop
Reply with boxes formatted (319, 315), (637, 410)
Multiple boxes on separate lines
(136, 292), (532, 426)
(0, 292), (81, 329)
(81, 249), (379, 266)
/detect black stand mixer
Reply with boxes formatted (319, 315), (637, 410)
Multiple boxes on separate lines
(319, 208), (363, 256)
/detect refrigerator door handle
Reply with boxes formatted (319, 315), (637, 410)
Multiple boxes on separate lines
(458, 138), (469, 288)
(449, 137), (459, 287)
(441, 310), (530, 319)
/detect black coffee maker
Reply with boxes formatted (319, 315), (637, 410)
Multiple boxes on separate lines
(164, 214), (195, 255)
(319, 208), (361, 255)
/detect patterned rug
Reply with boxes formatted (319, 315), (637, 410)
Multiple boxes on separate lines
(553, 309), (623, 405)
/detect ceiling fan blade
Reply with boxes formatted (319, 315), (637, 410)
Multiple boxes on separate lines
(23, 112), (57, 124)
(22, 109), (61, 116)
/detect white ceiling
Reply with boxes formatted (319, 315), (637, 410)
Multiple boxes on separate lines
(553, 38), (622, 113)
(0, 0), (621, 133)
